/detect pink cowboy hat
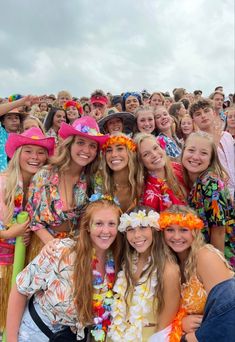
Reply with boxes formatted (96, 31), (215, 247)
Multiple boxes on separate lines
(59, 116), (109, 147)
(5, 127), (55, 158)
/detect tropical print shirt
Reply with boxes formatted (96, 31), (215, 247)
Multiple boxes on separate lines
(157, 133), (182, 159)
(17, 239), (79, 328)
(26, 167), (87, 235)
(188, 170), (235, 269)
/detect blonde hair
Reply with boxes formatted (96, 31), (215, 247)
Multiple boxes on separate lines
(22, 115), (45, 134)
(133, 105), (155, 134)
(101, 133), (142, 203)
(160, 205), (232, 282)
(134, 133), (186, 200)
(71, 199), (123, 324)
(182, 131), (228, 184)
(179, 114), (195, 140)
(123, 206), (173, 316)
(50, 136), (100, 197)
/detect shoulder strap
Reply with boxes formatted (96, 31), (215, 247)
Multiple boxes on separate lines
(28, 296), (53, 338)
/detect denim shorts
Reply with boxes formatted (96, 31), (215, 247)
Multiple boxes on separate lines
(18, 299), (65, 342)
(195, 278), (235, 341)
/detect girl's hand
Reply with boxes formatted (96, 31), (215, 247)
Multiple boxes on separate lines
(41, 238), (60, 258)
(0, 219), (30, 239)
(182, 315), (203, 333)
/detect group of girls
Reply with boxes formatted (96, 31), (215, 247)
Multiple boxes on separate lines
(0, 93), (235, 341)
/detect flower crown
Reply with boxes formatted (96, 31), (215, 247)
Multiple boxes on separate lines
(89, 193), (120, 206)
(102, 136), (137, 152)
(159, 212), (204, 230)
(118, 209), (160, 232)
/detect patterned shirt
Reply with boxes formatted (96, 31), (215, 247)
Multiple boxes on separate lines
(188, 170), (235, 268)
(17, 239), (79, 329)
(0, 124), (8, 171)
(26, 167), (88, 234)
(157, 133), (182, 159)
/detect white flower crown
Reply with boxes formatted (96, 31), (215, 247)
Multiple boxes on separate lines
(118, 209), (160, 232)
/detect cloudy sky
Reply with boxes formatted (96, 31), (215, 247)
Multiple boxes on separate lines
(0, 0), (234, 98)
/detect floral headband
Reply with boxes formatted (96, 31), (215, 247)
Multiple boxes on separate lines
(118, 209), (160, 232)
(102, 136), (137, 152)
(89, 193), (120, 206)
(159, 212), (204, 230)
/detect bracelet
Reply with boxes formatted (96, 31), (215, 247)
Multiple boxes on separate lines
(180, 334), (188, 342)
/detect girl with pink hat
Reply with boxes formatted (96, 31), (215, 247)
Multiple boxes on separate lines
(0, 127), (55, 330)
(25, 116), (109, 252)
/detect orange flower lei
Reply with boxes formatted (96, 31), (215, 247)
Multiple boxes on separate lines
(159, 213), (204, 230)
(169, 307), (187, 342)
(102, 136), (137, 152)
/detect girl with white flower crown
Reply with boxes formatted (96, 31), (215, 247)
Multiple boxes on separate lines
(108, 205), (181, 342)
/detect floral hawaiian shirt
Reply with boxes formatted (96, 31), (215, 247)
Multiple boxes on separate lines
(188, 170), (235, 268)
(157, 133), (182, 159)
(17, 239), (81, 330)
(26, 167), (88, 234)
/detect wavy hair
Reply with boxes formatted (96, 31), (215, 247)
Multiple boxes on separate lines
(101, 133), (143, 203)
(71, 199), (123, 324)
(49, 136), (100, 197)
(123, 205), (173, 316)
(134, 133), (186, 201)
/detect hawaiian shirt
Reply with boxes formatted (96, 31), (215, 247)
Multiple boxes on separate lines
(188, 170), (235, 268)
(26, 167), (88, 234)
(157, 133), (182, 159)
(0, 124), (8, 171)
(17, 239), (79, 328)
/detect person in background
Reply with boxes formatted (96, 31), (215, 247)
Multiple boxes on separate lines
(225, 106), (235, 140)
(22, 116), (45, 133)
(179, 114), (195, 142)
(154, 106), (182, 160)
(111, 95), (123, 112)
(193, 90), (203, 101)
(56, 90), (72, 108)
(89, 89), (108, 121)
(133, 105), (155, 136)
(64, 100), (83, 124)
(44, 107), (67, 144)
(189, 98), (235, 201)
(98, 108), (135, 135)
(122, 92), (142, 113)
(209, 91), (226, 130)
(149, 92), (165, 109)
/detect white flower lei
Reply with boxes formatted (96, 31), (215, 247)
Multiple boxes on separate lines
(118, 209), (160, 232)
(108, 255), (157, 341)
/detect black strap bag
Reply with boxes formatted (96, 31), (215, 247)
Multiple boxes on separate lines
(28, 296), (89, 341)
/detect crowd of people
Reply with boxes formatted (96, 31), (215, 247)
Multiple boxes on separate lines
(0, 86), (235, 342)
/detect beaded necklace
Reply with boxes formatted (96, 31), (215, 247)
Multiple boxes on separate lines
(91, 251), (115, 341)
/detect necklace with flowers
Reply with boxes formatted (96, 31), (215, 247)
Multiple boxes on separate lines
(108, 253), (157, 341)
(3, 184), (24, 244)
(91, 251), (115, 341)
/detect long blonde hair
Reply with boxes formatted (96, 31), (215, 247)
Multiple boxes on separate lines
(71, 200), (123, 324)
(50, 136), (100, 196)
(134, 133), (186, 200)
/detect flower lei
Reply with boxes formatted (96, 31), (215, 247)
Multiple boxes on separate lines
(118, 209), (160, 232)
(159, 212), (204, 230)
(108, 254), (157, 341)
(168, 307), (187, 342)
(89, 192), (120, 206)
(91, 251), (115, 341)
(102, 135), (137, 152)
